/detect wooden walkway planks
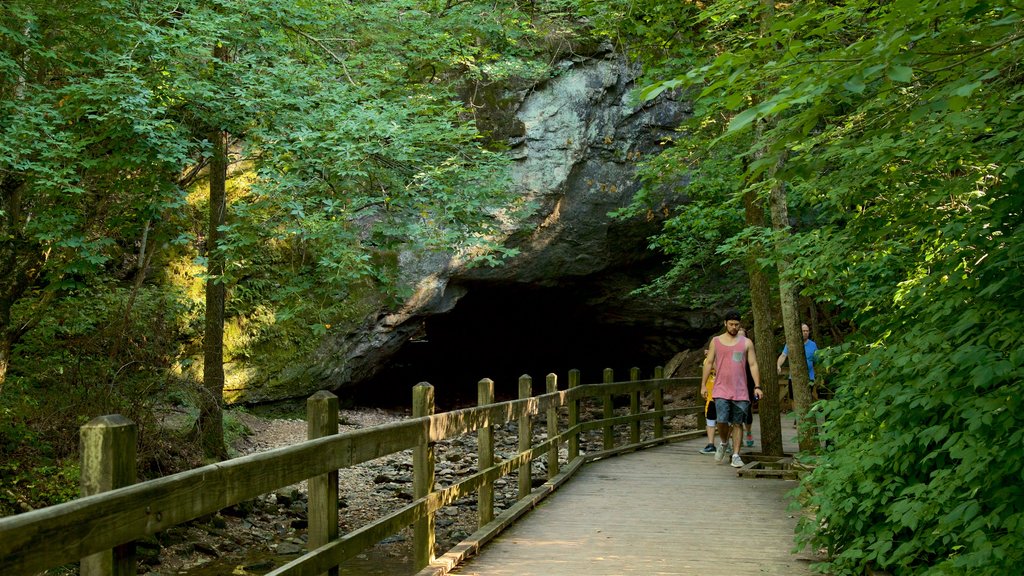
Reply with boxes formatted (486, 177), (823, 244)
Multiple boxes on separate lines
(451, 414), (819, 575)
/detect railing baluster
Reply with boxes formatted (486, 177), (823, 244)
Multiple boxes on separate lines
(654, 366), (665, 439)
(546, 373), (559, 479)
(477, 378), (495, 527)
(307, 391), (339, 576)
(413, 383), (436, 571)
(80, 415), (136, 576)
(630, 367), (641, 444)
(568, 369), (580, 460)
(518, 375), (533, 501)
(603, 368), (614, 450)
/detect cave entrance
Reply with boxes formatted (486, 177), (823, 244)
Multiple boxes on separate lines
(354, 281), (672, 410)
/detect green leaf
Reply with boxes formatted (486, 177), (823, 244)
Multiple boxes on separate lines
(844, 77), (866, 94)
(953, 80), (983, 97)
(727, 107), (760, 133)
(887, 65), (913, 83)
(639, 79), (682, 102)
(639, 82), (669, 102)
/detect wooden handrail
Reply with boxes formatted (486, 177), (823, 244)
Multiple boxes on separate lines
(0, 419), (423, 573)
(0, 370), (700, 576)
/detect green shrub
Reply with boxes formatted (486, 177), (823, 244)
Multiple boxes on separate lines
(794, 188), (1024, 575)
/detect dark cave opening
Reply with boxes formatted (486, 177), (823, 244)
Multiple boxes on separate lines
(354, 281), (694, 410)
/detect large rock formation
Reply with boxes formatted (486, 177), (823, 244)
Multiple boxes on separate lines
(226, 53), (720, 405)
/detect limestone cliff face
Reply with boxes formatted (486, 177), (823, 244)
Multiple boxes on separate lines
(225, 54), (714, 404)
(482, 55), (684, 283)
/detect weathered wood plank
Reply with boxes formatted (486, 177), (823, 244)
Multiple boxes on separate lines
(545, 374), (560, 479)
(415, 458), (588, 576)
(577, 406), (701, 433)
(414, 383), (437, 572)
(0, 418), (423, 574)
(427, 389), (569, 443)
(567, 377), (698, 399)
(447, 414), (818, 576)
(478, 379), (495, 527)
(306, 391), (339, 576)
(629, 367), (641, 444)
(653, 366), (665, 439)
(602, 368), (615, 449)
(424, 377), (690, 445)
(568, 369), (581, 460)
(273, 436), (576, 576)
(518, 375), (533, 501)
(79, 415), (136, 576)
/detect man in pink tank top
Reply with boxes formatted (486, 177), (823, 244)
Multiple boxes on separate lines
(700, 310), (762, 468)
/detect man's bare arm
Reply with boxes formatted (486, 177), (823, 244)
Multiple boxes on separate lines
(748, 340), (762, 398)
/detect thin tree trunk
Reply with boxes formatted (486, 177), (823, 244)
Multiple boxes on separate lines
(199, 124), (228, 461)
(0, 242), (14, 393)
(768, 179), (817, 453)
(744, 190), (783, 456)
(0, 178), (36, 393)
(110, 220), (156, 361)
(198, 40), (230, 459)
(756, 0), (816, 454)
(0, 333), (10, 394)
(1, 24), (30, 392)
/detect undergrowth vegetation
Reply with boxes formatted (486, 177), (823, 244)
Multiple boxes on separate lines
(0, 286), (199, 514)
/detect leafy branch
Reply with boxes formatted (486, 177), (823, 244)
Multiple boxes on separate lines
(282, 24), (358, 86)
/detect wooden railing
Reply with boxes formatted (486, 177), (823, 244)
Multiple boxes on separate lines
(0, 368), (703, 576)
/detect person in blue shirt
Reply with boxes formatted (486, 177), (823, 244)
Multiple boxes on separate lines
(777, 323), (819, 399)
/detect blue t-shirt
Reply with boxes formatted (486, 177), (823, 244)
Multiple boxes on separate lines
(782, 339), (818, 380)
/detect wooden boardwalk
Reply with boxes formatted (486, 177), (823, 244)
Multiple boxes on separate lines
(451, 414), (819, 575)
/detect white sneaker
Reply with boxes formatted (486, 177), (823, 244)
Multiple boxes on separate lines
(714, 442), (727, 462)
(731, 453), (744, 468)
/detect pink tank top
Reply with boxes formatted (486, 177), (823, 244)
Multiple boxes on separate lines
(712, 335), (749, 401)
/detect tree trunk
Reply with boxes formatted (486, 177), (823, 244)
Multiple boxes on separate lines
(754, 0), (816, 454)
(110, 220), (156, 361)
(768, 179), (817, 453)
(1, 27), (32, 392)
(744, 190), (783, 456)
(0, 177), (38, 393)
(0, 264), (13, 392)
(0, 334), (9, 394)
(198, 117), (229, 462)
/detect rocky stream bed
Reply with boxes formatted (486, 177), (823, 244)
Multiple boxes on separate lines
(130, 394), (698, 576)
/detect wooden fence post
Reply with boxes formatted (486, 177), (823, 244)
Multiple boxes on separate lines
(653, 366), (665, 439)
(629, 367), (641, 444)
(307, 391), (339, 576)
(413, 383), (436, 571)
(477, 378), (495, 527)
(517, 375), (532, 501)
(567, 369), (580, 461)
(545, 373), (559, 479)
(80, 415), (136, 576)
(603, 368), (614, 450)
